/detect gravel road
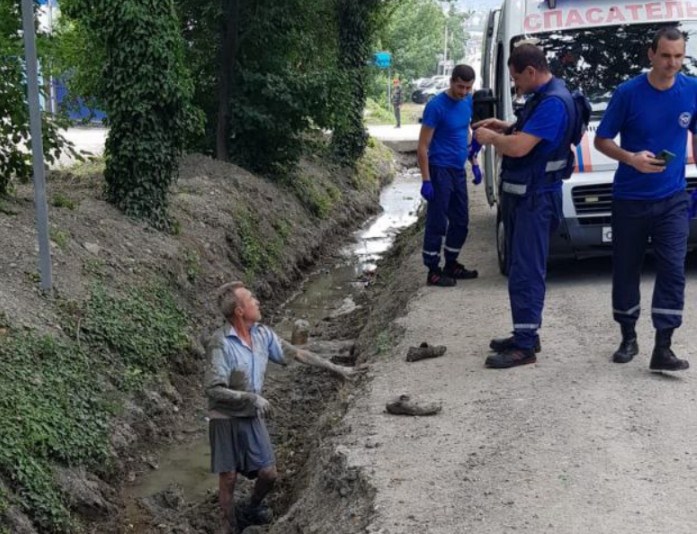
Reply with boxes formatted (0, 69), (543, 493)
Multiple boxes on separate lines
(343, 184), (697, 534)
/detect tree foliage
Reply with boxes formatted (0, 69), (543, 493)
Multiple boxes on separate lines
(378, 0), (470, 82)
(62, 0), (198, 229)
(227, 0), (342, 172)
(174, 0), (345, 173)
(331, 0), (385, 164)
(54, 0), (389, 209)
(0, 0), (78, 197)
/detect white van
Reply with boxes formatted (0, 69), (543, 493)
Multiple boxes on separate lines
(477, 0), (697, 274)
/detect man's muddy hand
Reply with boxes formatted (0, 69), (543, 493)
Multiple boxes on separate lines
(251, 394), (271, 417)
(331, 363), (368, 381)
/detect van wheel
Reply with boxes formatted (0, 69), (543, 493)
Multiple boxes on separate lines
(496, 207), (508, 276)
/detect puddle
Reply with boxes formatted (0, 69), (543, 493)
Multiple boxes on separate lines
(127, 433), (211, 503)
(122, 166), (423, 519)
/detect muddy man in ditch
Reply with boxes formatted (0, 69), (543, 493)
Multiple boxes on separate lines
(204, 281), (357, 533)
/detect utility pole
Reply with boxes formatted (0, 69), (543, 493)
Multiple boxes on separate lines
(20, 0), (53, 292)
(47, 0), (55, 114)
(443, 23), (448, 75)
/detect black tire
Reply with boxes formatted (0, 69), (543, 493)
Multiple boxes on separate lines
(496, 206), (509, 276)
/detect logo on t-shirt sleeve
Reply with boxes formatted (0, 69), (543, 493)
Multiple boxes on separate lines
(679, 112), (692, 128)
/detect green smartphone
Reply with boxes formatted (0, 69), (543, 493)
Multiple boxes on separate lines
(654, 149), (676, 165)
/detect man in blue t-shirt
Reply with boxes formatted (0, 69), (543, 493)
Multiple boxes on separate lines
(417, 64), (478, 287)
(473, 44), (573, 369)
(595, 27), (697, 372)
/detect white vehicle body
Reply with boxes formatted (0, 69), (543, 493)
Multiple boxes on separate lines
(479, 0), (697, 272)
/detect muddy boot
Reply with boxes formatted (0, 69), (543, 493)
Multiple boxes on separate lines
(237, 500), (273, 528)
(385, 394), (442, 416)
(612, 323), (638, 364)
(406, 342), (447, 362)
(217, 513), (239, 534)
(489, 334), (541, 353)
(650, 329), (689, 371)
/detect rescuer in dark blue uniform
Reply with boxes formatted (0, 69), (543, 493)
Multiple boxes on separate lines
(418, 64), (478, 287)
(473, 43), (576, 369)
(595, 27), (697, 372)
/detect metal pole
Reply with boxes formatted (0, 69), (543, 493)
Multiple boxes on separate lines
(443, 24), (448, 75)
(47, 0), (55, 114)
(20, 0), (53, 292)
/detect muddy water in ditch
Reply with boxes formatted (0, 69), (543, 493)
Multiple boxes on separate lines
(122, 167), (422, 524)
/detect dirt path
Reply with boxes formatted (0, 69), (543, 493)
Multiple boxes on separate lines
(342, 185), (697, 534)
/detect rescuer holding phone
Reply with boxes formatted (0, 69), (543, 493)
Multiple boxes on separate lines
(595, 27), (697, 371)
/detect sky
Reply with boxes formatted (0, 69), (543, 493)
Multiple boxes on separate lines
(455, 0), (503, 10)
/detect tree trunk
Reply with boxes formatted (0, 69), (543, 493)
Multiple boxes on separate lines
(215, 0), (239, 161)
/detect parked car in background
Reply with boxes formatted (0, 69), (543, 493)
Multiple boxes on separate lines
(411, 75), (449, 104)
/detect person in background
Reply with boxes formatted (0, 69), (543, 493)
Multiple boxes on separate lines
(392, 78), (403, 128)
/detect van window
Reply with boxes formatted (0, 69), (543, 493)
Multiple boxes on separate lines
(513, 21), (697, 118)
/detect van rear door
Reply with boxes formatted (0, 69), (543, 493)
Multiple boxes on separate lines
(481, 8), (501, 207)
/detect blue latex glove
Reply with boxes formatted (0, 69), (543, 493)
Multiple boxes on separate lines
(689, 189), (697, 219)
(468, 138), (482, 161)
(471, 163), (482, 185)
(421, 181), (434, 201)
(468, 138), (483, 185)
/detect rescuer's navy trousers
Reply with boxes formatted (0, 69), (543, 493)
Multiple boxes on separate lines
(504, 189), (562, 350)
(422, 165), (469, 270)
(612, 191), (689, 331)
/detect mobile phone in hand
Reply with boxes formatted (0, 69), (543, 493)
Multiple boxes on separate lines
(654, 149), (676, 165)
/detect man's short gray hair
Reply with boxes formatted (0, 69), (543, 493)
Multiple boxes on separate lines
(217, 281), (246, 319)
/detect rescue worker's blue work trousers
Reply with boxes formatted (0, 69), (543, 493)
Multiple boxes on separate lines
(422, 165), (469, 270)
(611, 192), (689, 331)
(503, 189), (562, 350)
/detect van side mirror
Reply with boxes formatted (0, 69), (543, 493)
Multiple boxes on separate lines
(473, 89), (497, 123)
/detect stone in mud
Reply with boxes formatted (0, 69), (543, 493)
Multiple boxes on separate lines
(291, 319), (310, 345)
(0, 481), (39, 534)
(55, 467), (116, 517)
(406, 341), (447, 362)
(140, 485), (186, 519)
(385, 395), (442, 416)
(3, 506), (38, 534)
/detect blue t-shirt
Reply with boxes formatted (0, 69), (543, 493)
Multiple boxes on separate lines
(596, 73), (697, 200)
(521, 93), (567, 156)
(422, 91), (473, 169)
